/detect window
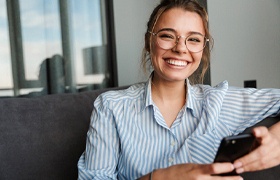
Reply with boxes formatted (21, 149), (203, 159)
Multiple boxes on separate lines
(0, 0), (13, 96)
(0, 0), (117, 97)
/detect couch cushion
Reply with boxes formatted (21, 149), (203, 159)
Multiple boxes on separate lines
(0, 87), (125, 180)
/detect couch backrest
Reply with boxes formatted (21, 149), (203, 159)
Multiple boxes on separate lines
(0, 86), (127, 180)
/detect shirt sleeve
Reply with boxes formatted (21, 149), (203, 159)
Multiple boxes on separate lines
(78, 95), (120, 180)
(219, 87), (280, 134)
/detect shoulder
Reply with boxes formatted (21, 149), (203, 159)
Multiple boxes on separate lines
(100, 82), (146, 100)
(191, 81), (229, 98)
(94, 82), (146, 108)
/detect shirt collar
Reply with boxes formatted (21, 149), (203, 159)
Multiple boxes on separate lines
(186, 79), (198, 118)
(145, 76), (153, 107)
(137, 75), (153, 113)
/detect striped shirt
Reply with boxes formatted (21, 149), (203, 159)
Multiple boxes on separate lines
(78, 78), (280, 180)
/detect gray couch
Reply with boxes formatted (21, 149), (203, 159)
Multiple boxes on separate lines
(0, 86), (279, 180)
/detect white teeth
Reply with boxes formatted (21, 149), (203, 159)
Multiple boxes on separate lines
(166, 59), (188, 66)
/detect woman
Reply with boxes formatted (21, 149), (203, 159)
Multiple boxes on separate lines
(78, 0), (280, 179)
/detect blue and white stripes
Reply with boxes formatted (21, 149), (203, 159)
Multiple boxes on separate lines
(78, 79), (280, 180)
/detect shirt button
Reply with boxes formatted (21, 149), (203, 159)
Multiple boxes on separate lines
(168, 158), (174, 164)
(171, 141), (176, 146)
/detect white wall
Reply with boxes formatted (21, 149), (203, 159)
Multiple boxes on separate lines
(208, 0), (280, 88)
(114, 0), (280, 88)
(113, 0), (159, 86)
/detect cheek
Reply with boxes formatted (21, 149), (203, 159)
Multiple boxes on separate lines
(151, 42), (164, 60)
(192, 52), (203, 64)
(151, 41), (158, 55)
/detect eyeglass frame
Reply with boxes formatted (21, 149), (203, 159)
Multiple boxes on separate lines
(148, 29), (210, 53)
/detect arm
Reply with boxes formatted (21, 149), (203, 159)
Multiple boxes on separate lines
(220, 87), (280, 135)
(78, 97), (119, 179)
(139, 121), (280, 179)
(138, 163), (243, 180)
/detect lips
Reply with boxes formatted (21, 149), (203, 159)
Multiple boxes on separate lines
(165, 59), (188, 67)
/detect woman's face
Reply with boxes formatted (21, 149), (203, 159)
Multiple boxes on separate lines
(150, 8), (205, 83)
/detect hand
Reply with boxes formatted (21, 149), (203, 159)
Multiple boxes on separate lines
(152, 163), (243, 180)
(234, 126), (280, 173)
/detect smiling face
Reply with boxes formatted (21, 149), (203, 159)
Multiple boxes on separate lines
(150, 8), (205, 83)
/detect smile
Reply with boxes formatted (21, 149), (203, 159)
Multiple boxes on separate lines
(165, 59), (188, 67)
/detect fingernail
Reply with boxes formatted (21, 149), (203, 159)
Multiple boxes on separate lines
(236, 167), (244, 174)
(254, 129), (259, 135)
(234, 161), (242, 168)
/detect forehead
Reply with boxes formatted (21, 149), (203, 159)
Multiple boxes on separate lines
(154, 8), (205, 35)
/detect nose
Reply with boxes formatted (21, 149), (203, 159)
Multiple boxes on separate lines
(172, 36), (188, 53)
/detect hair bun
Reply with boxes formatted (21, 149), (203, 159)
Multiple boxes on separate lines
(161, 0), (177, 3)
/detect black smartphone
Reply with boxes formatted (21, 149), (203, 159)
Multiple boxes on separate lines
(213, 133), (257, 176)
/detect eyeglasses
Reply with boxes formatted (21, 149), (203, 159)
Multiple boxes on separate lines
(149, 30), (209, 53)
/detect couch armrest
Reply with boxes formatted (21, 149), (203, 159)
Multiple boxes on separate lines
(242, 116), (280, 134)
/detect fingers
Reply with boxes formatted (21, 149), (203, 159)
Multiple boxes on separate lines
(166, 163), (243, 180)
(203, 163), (243, 180)
(234, 126), (280, 173)
(204, 163), (234, 175)
(212, 176), (243, 180)
(253, 126), (269, 142)
(190, 163), (243, 180)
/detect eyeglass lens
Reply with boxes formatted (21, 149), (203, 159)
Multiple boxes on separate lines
(155, 31), (207, 52)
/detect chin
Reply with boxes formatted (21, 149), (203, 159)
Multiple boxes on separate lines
(166, 75), (189, 82)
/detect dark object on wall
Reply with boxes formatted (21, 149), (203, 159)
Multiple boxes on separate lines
(83, 45), (108, 75)
(244, 80), (257, 88)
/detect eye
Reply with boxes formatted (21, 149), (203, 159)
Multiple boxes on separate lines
(187, 37), (201, 43)
(158, 32), (176, 41)
(187, 35), (204, 44)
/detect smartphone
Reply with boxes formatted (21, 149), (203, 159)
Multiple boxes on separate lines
(213, 133), (257, 176)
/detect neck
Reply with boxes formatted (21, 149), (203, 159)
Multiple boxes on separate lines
(151, 76), (187, 103)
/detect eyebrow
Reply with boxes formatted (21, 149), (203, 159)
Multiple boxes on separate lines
(157, 28), (204, 36)
(157, 28), (176, 33)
